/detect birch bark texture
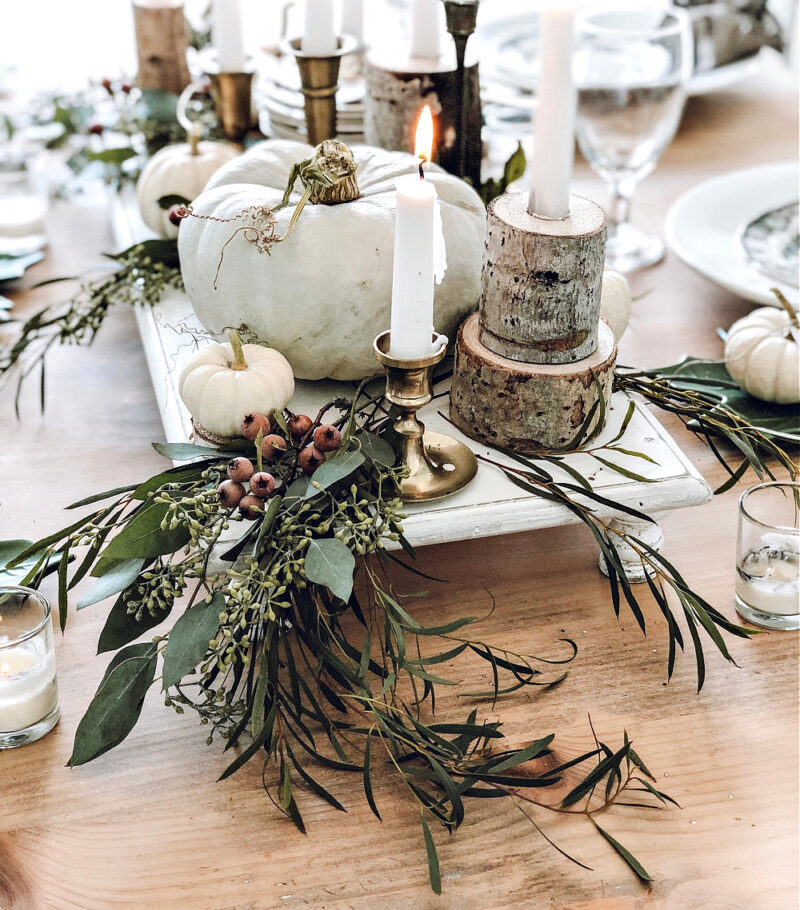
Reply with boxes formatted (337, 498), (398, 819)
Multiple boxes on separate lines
(478, 193), (607, 365)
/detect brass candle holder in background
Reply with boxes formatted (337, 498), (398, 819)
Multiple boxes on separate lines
(287, 36), (357, 146)
(207, 70), (255, 144)
(373, 331), (477, 502)
(442, 0), (480, 180)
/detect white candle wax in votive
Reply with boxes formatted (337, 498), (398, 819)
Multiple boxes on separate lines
(529, 5), (577, 219)
(0, 195), (47, 238)
(302, 0), (338, 56)
(390, 174), (439, 360)
(0, 645), (59, 733)
(735, 532), (800, 616)
(212, 0), (246, 72)
(410, 0), (442, 60)
(341, 0), (364, 44)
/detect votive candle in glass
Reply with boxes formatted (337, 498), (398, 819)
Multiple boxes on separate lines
(0, 586), (60, 749)
(735, 481), (800, 631)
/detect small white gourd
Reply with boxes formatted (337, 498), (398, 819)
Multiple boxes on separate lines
(724, 297), (800, 404)
(179, 332), (295, 437)
(599, 269), (632, 340)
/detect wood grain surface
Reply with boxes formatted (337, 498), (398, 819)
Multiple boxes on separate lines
(0, 57), (797, 910)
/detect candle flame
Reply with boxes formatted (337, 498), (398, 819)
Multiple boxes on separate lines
(414, 106), (434, 165)
(0, 661), (9, 677)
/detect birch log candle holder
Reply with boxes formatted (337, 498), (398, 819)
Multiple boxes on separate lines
(450, 191), (616, 453)
(364, 52), (482, 186)
(132, 0), (191, 95)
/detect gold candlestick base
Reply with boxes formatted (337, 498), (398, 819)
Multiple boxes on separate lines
(207, 70), (255, 143)
(373, 330), (478, 502)
(287, 36), (357, 146)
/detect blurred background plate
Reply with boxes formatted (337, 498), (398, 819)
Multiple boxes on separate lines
(665, 161), (799, 307)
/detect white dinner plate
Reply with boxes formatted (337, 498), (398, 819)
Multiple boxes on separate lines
(665, 162), (799, 307)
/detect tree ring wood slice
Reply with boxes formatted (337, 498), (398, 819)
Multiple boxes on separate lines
(479, 192), (607, 365)
(449, 313), (617, 453)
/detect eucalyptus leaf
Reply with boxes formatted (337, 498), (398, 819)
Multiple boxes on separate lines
(152, 441), (218, 462)
(356, 431), (396, 468)
(157, 193), (190, 209)
(87, 147), (137, 166)
(97, 592), (171, 654)
(305, 538), (355, 602)
(305, 450), (365, 496)
(101, 502), (190, 561)
(77, 558), (145, 610)
(68, 643), (158, 766)
(161, 592), (224, 689)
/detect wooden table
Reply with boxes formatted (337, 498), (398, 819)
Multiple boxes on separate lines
(0, 56), (797, 910)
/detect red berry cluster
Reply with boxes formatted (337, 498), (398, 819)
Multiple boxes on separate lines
(216, 410), (342, 519)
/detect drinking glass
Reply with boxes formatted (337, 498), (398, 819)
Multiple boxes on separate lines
(735, 482), (800, 631)
(0, 586), (60, 748)
(574, 4), (693, 271)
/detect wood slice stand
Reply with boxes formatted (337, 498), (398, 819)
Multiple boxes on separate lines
(364, 53), (481, 185)
(451, 314), (617, 453)
(132, 0), (191, 95)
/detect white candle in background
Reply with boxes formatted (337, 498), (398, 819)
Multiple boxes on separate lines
(302, 0), (338, 56)
(0, 647), (58, 733)
(390, 107), (447, 360)
(341, 0), (364, 45)
(212, 0), (246, 71)
(410, 0), (442, 60)
(528, 5), (577, 218)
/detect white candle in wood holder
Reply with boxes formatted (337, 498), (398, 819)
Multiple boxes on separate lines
(212, 0), (246, 72)
(302, 0), (337, 56)
(410, 0), (442, 60)
(529, 4), (577, 220)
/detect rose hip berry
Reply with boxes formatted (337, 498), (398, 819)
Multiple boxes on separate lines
(217, 479), (246, 508)
(121, 82), (133, 94)
(249, 472), (276, 498)
(241, 412), (271, 441)
(227, 457), (254, 483)
(88, 123), (104, 135)
(239, 494), (266, 520)
(168, 205), (187, 226)
(298, 445), (326, 475)
(288, 414), (313, 442)
(313, 424), (341, 453)
(261, 433), (287, 461)
(101, 78), (113, 93)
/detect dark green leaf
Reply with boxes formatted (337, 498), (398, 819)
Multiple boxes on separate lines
(591, 819), (653, 882)
(356, 431), (396, 467)
(65, 484), (138, 510)
(157, 193), (190, 209)
(68, 643), (158, 766)
(363, 735), (381, 820)
(97, 592), (171, 654)
(421, 817), (442, 895)
(162, 592), (224, 689)
(86, 147), (137, 165)
(101, 502), (190, 561)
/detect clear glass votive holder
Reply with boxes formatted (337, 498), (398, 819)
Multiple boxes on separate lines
(0, 586), (60, 749)
(735, 482), (800, 631)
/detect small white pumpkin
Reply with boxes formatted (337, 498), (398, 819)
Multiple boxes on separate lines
(599, 269), (632, 340)
(179, 332), (295, 437)
(179, 138), (486, 381)
(724, 305), (800, 404)
(136, 134), (240, 239)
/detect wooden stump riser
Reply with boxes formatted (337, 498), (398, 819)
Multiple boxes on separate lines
(449, 314), (617, 453)
(478, 193), (607, 365)
(133, 1), (191, 95)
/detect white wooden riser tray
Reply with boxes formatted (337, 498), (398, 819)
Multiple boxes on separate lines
(114, 200), (712, 580)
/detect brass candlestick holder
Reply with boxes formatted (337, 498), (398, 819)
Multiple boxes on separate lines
(207, 70), (255, 143)
(287, 36), (357, 146)
(374, 331), (477, 502)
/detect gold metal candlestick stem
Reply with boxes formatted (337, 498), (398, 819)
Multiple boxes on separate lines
(207, 70), (255, 143)
(374, 331), (477, 502)
(287, 37), (356, 146)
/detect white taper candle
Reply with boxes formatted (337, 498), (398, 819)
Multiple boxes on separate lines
(302, 0), (338, 55)
(410, 0), (442, 60)
(212, 0), (246, 72)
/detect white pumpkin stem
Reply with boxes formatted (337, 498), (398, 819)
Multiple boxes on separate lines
(188, 124), (203, 156)
(228, 330), (248, 370)
(772, 287), (799, 335)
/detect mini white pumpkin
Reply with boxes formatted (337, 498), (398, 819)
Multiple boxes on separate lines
(137, 135), (240, 240)
(179, 332), (295, 437)
(599, 269), (632, 340)
(724, 305), (800, 404)
(178, 139), (486, 381)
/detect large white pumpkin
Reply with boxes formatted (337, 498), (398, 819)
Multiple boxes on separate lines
(137, 139), (240, 239)
(178, 140), (486, 380)
(724, 306), (800, 404)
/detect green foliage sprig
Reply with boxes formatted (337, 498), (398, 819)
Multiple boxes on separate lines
(4, 391), (680, 892)
(0, 239), (181, 414)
